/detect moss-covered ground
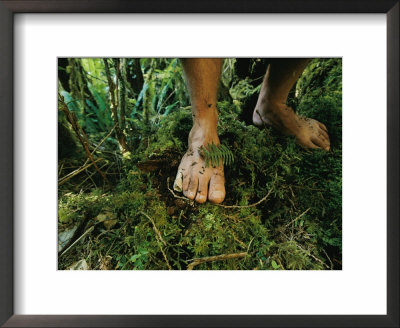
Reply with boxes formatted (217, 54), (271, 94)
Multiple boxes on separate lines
(58, 58), (342, 270)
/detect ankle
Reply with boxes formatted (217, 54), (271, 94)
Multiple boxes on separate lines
(189, 120), (219, 148)
(255, 99), (300, 135)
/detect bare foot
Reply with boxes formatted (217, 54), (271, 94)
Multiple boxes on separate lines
(253, 100), (330, 151)
(174, 121), (225, 204)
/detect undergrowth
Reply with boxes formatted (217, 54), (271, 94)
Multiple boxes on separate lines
(58, 58), (342, 270)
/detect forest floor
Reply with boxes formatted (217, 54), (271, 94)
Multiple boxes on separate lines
(58, 58), (342, 270)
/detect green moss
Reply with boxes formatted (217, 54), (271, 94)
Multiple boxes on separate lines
(58, 58), (342, 270)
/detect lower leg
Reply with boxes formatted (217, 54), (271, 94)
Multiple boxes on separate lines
(257, 59), (310, 108)
(253, 59), (330, 150)
(174, 58), (226, 204)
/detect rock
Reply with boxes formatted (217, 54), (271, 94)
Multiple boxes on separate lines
(58, 225), (78, 252)
(68, 259), (89, 270)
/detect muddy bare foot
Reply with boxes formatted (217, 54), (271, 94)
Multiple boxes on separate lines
(174, 122), (225, 204)
(253, 101), (330, 151)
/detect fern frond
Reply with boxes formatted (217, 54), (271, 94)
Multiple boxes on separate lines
(199, 143), (234, 168)
(219, 144), (230, 166)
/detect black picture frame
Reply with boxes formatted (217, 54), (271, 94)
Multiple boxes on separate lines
(0, 1), (398, 327)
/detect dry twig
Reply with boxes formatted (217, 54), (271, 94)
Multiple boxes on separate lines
(59, 94), (110, 186)
(284, 208), (311, 228)
(280, 231), (329, 269)
(88, 125), (116, 158)
(167, 177), (272, 209)
(139, 211), (172, 270)
(166, 177), (195, 205)
(187, 252), (247, 270)
(59, 226), (94, 257)
(322, 248), (334, 270)
(139, 211), (167, 246)
(58, 158), (103, 186)
(295, 243), (329, 269)
(58, 125), (115, 186)
(215, 189), (273, 209)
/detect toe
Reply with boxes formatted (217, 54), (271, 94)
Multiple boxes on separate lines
(208, 172), (226, 204)
(318, 122), (328, 133)
(184, 174), (198, 200)
(182, 173), (190, 193)
(311, 136), (330, 151)
(173, 170), (184, 192)
(252, 109), (264, 127)
(319, 127), (329, 141)
(298, 138), (320, 149)
(195, 175), (209, 204)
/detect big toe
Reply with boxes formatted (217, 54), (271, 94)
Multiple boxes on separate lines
(252, 109), (264, 128)
(208, 173), (226, 204)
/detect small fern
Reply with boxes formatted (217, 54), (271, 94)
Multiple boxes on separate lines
(199, 143), (234, 168)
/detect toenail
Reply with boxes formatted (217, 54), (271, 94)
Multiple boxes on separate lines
(211, 191), (224, 199)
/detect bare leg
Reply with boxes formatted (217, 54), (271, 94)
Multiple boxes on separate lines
(174, 58), (225, 204)
(253, 59), (330, 150)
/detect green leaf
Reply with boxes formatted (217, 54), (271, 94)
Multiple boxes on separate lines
(130, 254), (141, 263)
(271, 260), (280, 270)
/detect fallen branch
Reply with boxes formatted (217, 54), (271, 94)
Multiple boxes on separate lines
(58, 158), (103, 186)
(321, 248), (334, 270)
(166, 177), (195, 205)
(77, 162), (110, 189)
(284, 208), (311, 228)
(215, 189), (272, 209)
(139, 211), (172, 270)
(139, 211), (167, 246)
(187, 252), (247, 270)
